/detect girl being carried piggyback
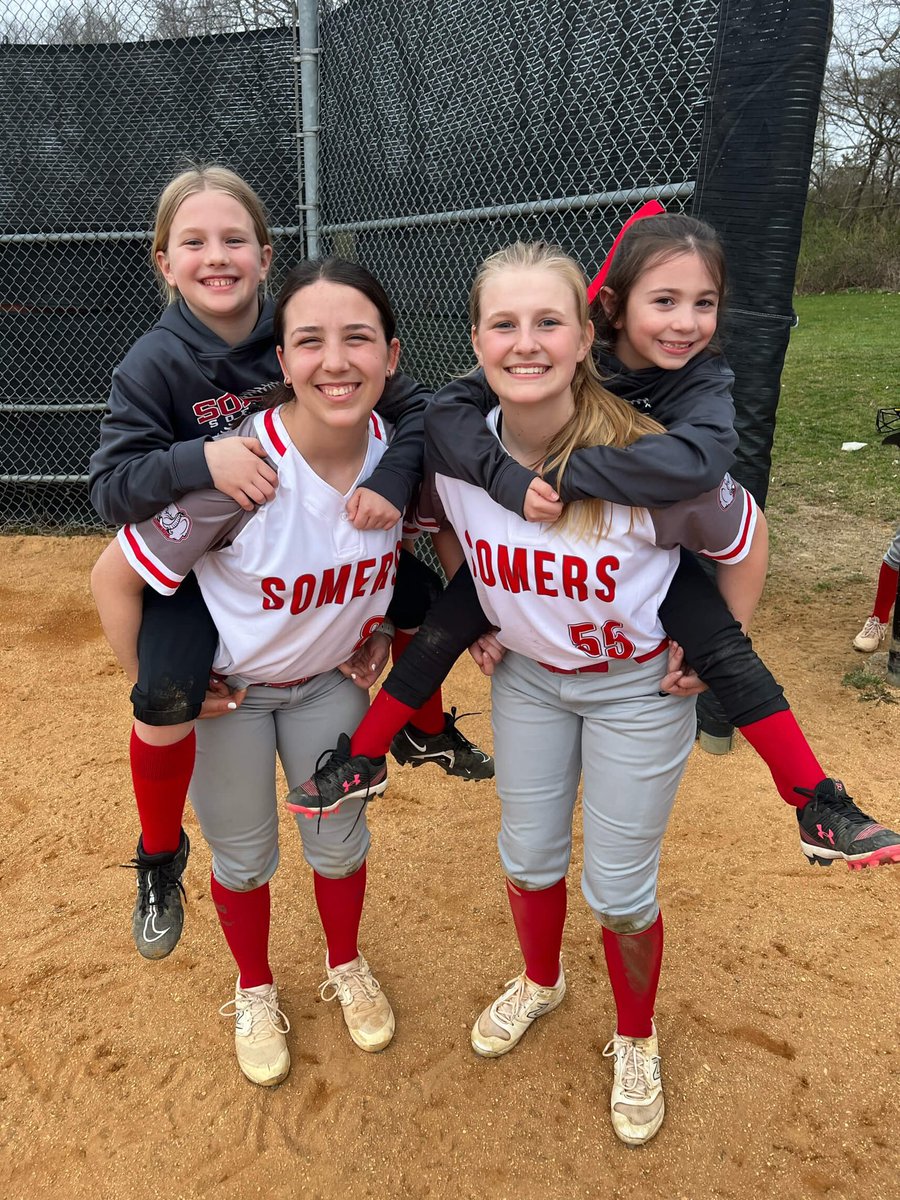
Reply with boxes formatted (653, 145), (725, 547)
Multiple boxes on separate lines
(298, 206), (900, 874)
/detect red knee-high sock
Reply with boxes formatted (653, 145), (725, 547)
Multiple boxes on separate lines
(737, 711), (825, 808)
(210, 874), (272, 989)
(131, 727), (195, 854)
(873, 561), (899, 623)
(602, 912), (663, 1039)
(391, 630), (444, 735)
(350, 689), (415, 758)
(314, 862), (367, 969)
(505, 877), (567, 987)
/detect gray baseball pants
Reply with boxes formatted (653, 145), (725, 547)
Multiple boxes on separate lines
(491, 651), (697, 934)
(189, 670), (371, 891)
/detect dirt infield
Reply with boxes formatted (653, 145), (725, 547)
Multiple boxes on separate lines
(1, 512), (898, 1200)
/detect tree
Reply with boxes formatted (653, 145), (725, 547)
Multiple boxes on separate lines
(814, 2), (900, 223)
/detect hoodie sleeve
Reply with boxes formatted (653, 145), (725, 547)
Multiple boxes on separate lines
(545, 357), (738, 508)
(366, 371), (430, 512)
(88, 364), (215, 526)
(424, 371), (537, 516)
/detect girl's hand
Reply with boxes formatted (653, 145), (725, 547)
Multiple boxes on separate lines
(523, 478), (563, 523)
(346, 487), (402, 530)
(198, 679), (248, 718)
(338, 631), (393, 689)
(205, 437), (278, 511)
(658, 642), (708, 697)
(469, 631), (506, 677)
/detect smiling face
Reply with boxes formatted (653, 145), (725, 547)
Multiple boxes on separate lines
(276, 279), (400, 434)
(154, 189), (272, 344)
(607, 250), (719, 371)
(471, 265), (593, 412)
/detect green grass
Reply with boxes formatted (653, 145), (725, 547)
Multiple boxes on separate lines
(770, 292), (900, 520)
(841, 665), (898, 704)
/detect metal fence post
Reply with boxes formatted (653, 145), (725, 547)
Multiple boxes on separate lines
(297, 0), (320, 259)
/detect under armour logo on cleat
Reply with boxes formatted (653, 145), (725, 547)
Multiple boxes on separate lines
(342, 773), (362, 793)
(816, 823), (835, 845)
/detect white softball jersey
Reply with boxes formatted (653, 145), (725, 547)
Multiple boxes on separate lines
(118, 405), (402, 685)
(429, 408), (758, 672)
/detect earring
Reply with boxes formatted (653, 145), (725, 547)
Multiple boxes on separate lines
(386, 369), (394, 379)
(283, 377), (291, 387)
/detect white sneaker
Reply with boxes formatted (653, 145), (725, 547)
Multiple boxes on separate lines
(318, 954), (395, 1052)
(470, 966), (566, 1057)
(853, 616), (886, 652)
(219, 980), (290, 1087)
(602, 1024), (665, 1146)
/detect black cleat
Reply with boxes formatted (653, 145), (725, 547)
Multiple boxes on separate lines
(390, 707), (494, 780)
(795, 779), (900, 870)
(125, 829), (190, 959)
(286, 733), (387, 819)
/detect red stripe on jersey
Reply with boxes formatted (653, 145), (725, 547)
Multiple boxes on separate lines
(369, 412), (385, 441)
(264, 406), (288, 457)
(123, 525), (182, 591)
(703, 493), (756, 562)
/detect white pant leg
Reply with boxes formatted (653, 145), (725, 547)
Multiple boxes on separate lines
(573, 666), (696, 932)
(190, 670), (370, 890)
(491, 652), (584, 889)
(274, 670), (371, 878)
(884, 523), (900, 571)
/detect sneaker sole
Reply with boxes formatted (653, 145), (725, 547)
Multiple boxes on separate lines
(286, 775), (388, 818)
(237, 1053), (291, 1087)
(392, 753), (494, 780)
(801, 843), (900, 870)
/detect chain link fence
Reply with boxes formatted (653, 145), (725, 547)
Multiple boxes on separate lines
(1, 0), (829, 532)
(0, 1), (303, 530)
(317, 0), (714, 388)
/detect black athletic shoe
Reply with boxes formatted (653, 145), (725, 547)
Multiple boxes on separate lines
(125, 829), (190, 959)
(286, 733), (388, 819)
(795, 779), (900, 870)
(390, 707), (494, 780)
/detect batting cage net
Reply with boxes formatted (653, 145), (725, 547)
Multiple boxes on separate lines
(0, 0), (831, 531)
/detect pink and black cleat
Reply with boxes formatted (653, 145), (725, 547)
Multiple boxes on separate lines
(795, 778), (900, 870)
(286, 734), (387, 819)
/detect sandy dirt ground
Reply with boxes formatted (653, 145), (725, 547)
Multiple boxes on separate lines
(1, 507), (898, 1200)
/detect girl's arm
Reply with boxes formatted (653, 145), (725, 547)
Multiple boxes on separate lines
(425, 371), (538, 516)
(88, 366), (213, 526)
(426, 355), (739, 515)
(90, 539), (147, 682)
(546, 356), (738, 507)
(89, 366), (276, 524)
(364, 372), (431, 513)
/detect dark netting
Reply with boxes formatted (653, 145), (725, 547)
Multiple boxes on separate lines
(318, 0), (718, 388)
(693, 0), (832, 508)
(0, 26), (301, 530)
(0, 1), (830, 531)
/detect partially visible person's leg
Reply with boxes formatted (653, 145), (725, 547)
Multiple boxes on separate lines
(126, 574), (218, 959)
(854, 524), (900, 650)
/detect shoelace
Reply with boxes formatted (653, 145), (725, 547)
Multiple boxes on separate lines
(445, 706), (483, 750)
(219, 989), (290, 1036)
(294, 737), (374, 840)
(494, 975), (542, 1025)
(602, 1039), (658, 1101)
(121, 857), (186, 916)
(319, 962), (382, 1009)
